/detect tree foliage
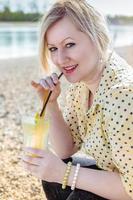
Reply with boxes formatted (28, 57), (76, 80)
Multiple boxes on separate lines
(0, 5), (42, 22)
(0, 6), (133, 23)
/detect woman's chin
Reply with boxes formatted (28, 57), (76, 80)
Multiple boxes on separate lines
(65, 76), (80, 83)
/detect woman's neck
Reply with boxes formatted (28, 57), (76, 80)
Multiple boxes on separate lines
(83, 63), (105, 96)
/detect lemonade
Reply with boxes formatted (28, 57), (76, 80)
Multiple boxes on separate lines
(22, 113), (49, 151)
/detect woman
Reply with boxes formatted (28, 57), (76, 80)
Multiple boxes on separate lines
(22, 0), (133, 199)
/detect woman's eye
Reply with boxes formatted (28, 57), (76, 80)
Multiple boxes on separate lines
(49, 47), (57, 52)
(66, 43), (75, 48)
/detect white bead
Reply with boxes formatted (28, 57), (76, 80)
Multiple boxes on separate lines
(71, 163), (80, 190)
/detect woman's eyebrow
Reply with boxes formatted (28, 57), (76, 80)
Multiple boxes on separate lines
(47, 37), (74, 46)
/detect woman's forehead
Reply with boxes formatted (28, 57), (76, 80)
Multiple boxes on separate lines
(46, 17), (80, 44)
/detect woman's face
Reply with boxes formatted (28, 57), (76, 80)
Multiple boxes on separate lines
(46, 16), (99, 84)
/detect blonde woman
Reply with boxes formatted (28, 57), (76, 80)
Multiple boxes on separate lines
(22, 0), (133, 199)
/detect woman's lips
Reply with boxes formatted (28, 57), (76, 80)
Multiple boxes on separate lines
(63, 64), (78, 74)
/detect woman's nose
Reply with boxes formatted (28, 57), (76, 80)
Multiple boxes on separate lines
(57, 50), (69, 65)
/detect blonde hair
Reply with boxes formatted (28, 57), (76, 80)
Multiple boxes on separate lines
(39, 0), (110, 71)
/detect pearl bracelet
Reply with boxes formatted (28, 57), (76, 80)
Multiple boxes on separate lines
(62, 161), (72, 190)
(71, 163), (80, 190)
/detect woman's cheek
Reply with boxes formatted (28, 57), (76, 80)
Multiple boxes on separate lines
(51, 54), (57, 65)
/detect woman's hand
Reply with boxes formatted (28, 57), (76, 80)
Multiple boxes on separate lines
(31, 73), (61, 104)
(21, 147), (66, 183)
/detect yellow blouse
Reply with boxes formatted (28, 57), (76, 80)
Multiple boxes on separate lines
(63, 52), (133, 199)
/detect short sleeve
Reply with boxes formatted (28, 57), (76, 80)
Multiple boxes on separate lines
(103, 87), (133, 199)
(63, 85), (85, 150)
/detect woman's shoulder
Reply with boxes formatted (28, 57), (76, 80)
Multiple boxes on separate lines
(101, 52), (133, 107)
(107, 51), (133, 90)
(103, 80), (133, 112)
(109, 51), (133, 77)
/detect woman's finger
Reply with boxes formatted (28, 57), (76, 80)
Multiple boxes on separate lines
(51, 73), (59, 85)
(22, 154), (42, 166)
(45, 76), (56, 89)
(39, 79), (49, 90)
(24, 147), (46, 157)
(31, 80), (39, 88)
(22, 160), (38, 174)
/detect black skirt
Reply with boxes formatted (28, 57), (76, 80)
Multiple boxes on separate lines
(42, 157), (108, 200)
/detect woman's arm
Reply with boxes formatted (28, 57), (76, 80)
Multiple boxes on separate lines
(46, 101), (78, 158)
(66, 166), (132, 200)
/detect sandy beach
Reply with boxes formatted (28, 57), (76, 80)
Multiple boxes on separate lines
(0, 45), (133, 200)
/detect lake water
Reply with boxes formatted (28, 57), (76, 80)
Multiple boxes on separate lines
(0, 23), (133, 59)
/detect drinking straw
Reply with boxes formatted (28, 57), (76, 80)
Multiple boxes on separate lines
(39, 72), (63, 117)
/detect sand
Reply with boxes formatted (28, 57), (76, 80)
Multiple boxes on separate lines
(0, 45), (133, 200)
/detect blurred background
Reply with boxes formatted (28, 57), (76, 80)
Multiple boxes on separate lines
(0, 1), (133, 200)
(0, 0), (133, 59)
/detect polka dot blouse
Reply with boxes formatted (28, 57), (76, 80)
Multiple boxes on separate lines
(63, 52), (133, 199)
